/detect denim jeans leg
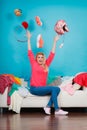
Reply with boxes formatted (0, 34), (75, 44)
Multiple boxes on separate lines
(47, 87), (60, 110)
(30, 86), (60, 110)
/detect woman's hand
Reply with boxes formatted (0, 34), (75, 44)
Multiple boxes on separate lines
(26, 30), (31, 40)
(54, 35), (60, 43)
(26, 30), (32, 50)
(51, 35), (60, 53)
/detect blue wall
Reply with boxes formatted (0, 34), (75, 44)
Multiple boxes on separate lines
(0, 0), (87, 80)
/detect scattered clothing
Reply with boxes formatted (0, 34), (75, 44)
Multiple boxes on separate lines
(73, 72), (87, 87)
(59, 76), (80, 95)
(0, 75), (13, 93)
(9, 91), (23, 113)
(2, 74), (21, 85)
(8, 83), (21, 96)
(61, 83), (75, 95)
(17, 87), (29, 98)
(0, 75), (13, 105)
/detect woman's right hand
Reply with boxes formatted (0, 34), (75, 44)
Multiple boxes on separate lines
(26, 30), (31, 40)
(26, 30), (32, 50)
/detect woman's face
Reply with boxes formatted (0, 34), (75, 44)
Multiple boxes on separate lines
(36, 54), (45, 65)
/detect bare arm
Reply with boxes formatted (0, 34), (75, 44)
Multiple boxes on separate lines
(26, 30), (32, 50)
(51, 35), (60, 53)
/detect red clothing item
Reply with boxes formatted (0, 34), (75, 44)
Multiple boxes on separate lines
(73, 72), (87, 87)
(28, 50), (55, 87)
(0, 75), (13, 105)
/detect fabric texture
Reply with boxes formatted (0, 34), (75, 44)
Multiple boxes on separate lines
(47, 76), (62, 86)
(0, 75), (13, 105)
(9, 91), (23, 113)
(73, 72), (87, 87)
(30, 86), (60, 110)
(8, 83), (21, 96)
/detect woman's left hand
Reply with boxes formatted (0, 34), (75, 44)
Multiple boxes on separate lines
(54, 35), (60, 43)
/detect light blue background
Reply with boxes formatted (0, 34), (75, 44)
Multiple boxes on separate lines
(0, 0), (87, 80)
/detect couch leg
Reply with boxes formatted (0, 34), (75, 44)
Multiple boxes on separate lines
(0, 108), (3, 114)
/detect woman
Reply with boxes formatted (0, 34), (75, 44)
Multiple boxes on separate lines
(27, 30), (68, 115)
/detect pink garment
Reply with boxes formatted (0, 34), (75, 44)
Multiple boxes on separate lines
(61, 83), (75, 95)
(0, 75), (13, 105)
(73, 72), (87, 87)
(28, 50), (55, 87)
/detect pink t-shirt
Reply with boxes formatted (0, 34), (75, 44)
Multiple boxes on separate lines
(28, 50), (55, 87)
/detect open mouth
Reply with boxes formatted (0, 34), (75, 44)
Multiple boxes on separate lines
(38, 60), (43, 63)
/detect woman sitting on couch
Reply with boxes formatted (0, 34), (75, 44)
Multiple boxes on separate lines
(26, 30), (68, 115)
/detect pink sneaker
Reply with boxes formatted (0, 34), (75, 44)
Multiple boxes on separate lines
(55, 109), (68, 115)
(44, 107), (51, 115)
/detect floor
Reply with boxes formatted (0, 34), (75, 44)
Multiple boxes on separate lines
(0, 108), (87, 130)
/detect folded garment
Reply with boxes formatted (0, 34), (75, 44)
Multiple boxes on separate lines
(61, 83), (75, 95)
(8, 83), (21, 96)
(9, 91), (23, 113)
(47, 76), (62, 86)
(2, 74), (21, 85)
(0, 75), (13, 93)
(61, 83), (81, 95)
(0, 75), (13, 105)
(17, 87), (29, 98)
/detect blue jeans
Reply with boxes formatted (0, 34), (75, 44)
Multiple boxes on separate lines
(30, 86), (60, 110)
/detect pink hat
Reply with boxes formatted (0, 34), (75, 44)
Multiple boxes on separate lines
(54, 20), (69, 35)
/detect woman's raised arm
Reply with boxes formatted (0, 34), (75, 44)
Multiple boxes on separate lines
(51, 35), (60, 53)
(26, 30), (32, 50)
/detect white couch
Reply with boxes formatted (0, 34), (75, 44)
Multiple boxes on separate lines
(0, 79), (87, 113)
